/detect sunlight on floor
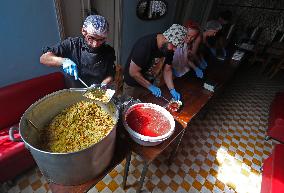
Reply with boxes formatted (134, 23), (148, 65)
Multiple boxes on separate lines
(216, 147), (262, 193)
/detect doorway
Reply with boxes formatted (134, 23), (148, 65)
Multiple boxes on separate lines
(174, 0), (215, 28)
(53, 0), (123, 63)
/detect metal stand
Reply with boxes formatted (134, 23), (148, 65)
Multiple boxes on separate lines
(137, 162), (149, 193)
(168, 130), (186, 164)
(122, 153), (132, 189)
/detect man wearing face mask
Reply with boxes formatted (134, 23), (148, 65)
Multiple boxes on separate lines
(40, 15), (115, 88)
(123, 24), (187, 101)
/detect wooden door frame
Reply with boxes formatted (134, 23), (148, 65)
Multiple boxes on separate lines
(53, 0), (65, 40)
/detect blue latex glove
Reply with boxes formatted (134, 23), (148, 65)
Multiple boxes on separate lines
(100, 82), (107, 89)
(90, 82), (107, 89)
(62, 58), (78, 80)
(194, 67), (203, 78)
(209, 48), (216, 56)
(148, 85), (161, 97)
(170, 89), (181, 101)
(199, 58), (208, 70)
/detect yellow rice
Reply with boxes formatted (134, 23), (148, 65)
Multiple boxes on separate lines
(40, 101), (115, 153)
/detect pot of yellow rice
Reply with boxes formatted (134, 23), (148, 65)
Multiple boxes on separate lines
(16, 89), (119, 185)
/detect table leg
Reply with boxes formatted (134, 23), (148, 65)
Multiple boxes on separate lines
(168, 129), (186, 164)
(260, 57), (271, 74)
(123, 153), (132, 189)
(136, 162), (148, 193)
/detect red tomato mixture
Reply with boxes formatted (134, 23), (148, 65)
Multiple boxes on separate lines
(126, 106), (171, 137)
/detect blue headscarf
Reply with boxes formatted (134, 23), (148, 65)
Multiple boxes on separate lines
(83, 15), (109, 37)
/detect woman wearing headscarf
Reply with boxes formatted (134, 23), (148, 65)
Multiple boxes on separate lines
(40, 15), (116, 88)
(172, 20), (204, 78)
(123, 24), (187, 101)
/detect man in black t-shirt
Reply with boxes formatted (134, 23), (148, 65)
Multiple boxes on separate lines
(123, 24), (187, 100)
(40, 15), (116, 88)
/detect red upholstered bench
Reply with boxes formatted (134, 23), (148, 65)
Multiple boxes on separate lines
(261, 144), (284, 193)
(0, 72), (66, 182)
(265, 92), (284, 143)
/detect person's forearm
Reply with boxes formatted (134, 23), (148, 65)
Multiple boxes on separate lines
(188, 60), (198, 70)
(163, 66), (174, 90)
(188, 52), (199, 63)
(40, 52), (64, 67)
(131, 72), (151, 89)
(101, 76), (113, 85)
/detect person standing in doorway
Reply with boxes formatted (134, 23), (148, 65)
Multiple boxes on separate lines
(40, 15), (116, 88)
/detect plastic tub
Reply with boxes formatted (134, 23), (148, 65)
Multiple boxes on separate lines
(123, 103), (175, 146)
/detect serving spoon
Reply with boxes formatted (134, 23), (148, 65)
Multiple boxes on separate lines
(77, 77), (115, 103)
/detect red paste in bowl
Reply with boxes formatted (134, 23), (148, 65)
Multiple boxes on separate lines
(126, 106), (171, 137)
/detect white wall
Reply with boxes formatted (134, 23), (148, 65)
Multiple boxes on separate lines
(60, 0), (83, 37)
(120, 0), (177, 65)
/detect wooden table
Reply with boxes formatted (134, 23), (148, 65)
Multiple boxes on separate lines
(48, 124), (131, 193)
(122, 56), (241, 193)
(47, 53), (241, 193)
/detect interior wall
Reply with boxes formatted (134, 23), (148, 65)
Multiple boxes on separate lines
(91, 0), (122, 64)
(174, 0), (214, 28)
(215, 0), (284, 42)
(120, 0), (177, 66)
(92, 0), (115, 47)
(60, 0), (83, 37)
(0, 0), (60, 87)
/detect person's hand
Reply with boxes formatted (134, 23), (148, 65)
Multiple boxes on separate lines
(89, 83), (107, 89)
(170, 89), (181, 101)
(62, 58), (78, 80)
(100, 82), (107, 89)
(90, 83), (97, 88)
(199, 58), (208, 70)
(194, 67), (203, 78)
(148, 85), (161, 97)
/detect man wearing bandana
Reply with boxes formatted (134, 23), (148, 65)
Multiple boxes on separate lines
(40, 15), (115, 88)
(123, 24), (187, 101)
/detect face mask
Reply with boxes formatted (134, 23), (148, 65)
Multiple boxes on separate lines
(160, 43), (173, 55)
(84, 38), (104, 52)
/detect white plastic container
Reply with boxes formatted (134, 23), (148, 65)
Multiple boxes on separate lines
(122, 103), (175, 146)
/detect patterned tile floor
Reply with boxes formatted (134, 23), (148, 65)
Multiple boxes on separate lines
(2, 65), (284, 193)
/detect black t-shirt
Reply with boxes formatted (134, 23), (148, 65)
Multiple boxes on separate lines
(124, 33), (174, 87)
(43, 37), (116, 86)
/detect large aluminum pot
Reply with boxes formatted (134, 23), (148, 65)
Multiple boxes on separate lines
(9, 89), (119, 185)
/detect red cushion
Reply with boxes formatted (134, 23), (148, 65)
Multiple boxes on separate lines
(0, 72), (65, 182)
(267, 92), (284, 142)
(0, 72), (65, 129)
(0, 125), (35, 182)
(261, 144), (284, 193)
(261, 155), (273, 193)
(271, 144), (284, 192)
(267, 125), (284, 143)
